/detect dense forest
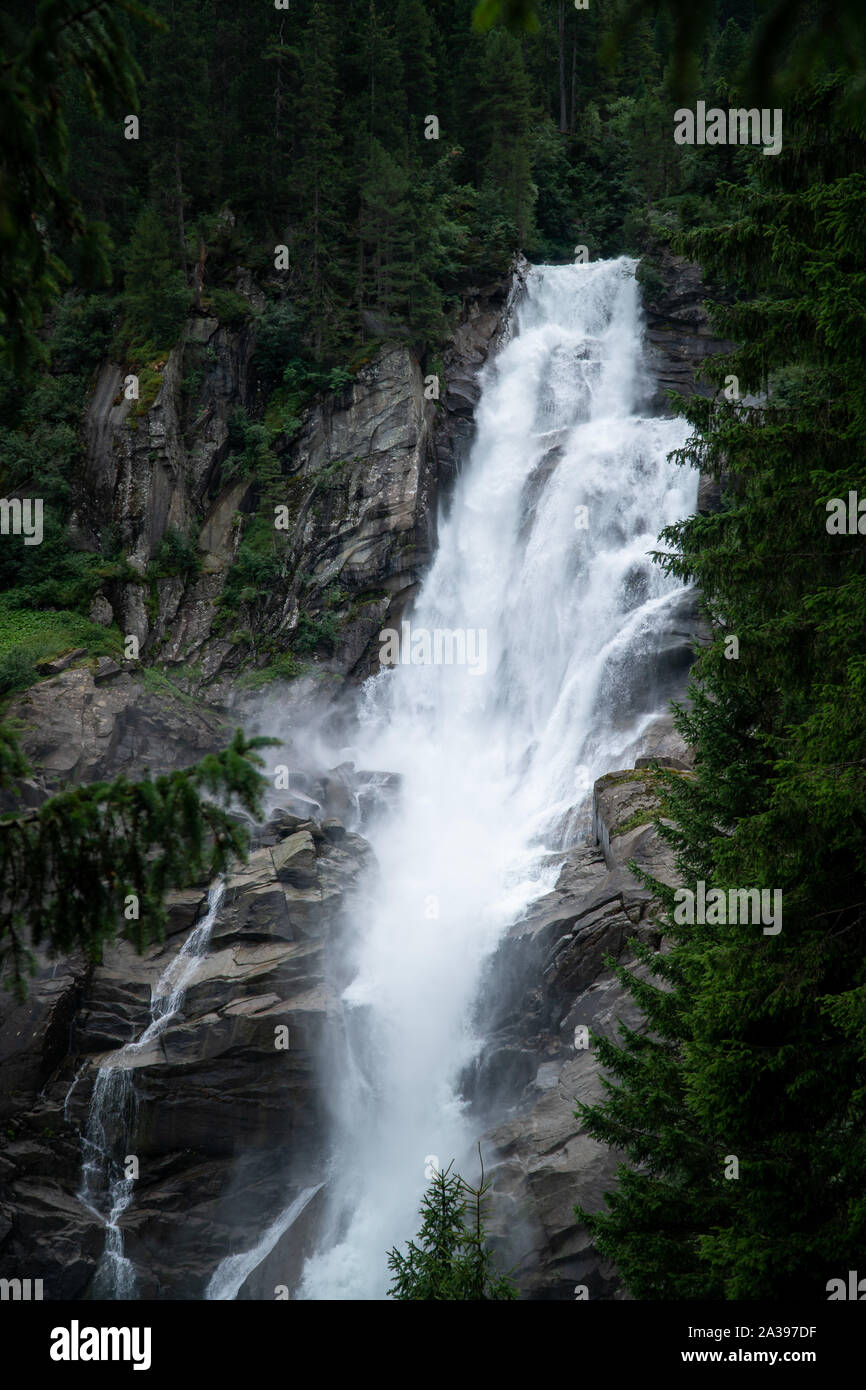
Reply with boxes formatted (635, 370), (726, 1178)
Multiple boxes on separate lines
(1, 0), (865, 1303)
(2, 0), (843, 634)
(0, 0), (795, 665)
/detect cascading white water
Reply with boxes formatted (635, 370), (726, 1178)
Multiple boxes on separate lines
(296, 257), (696, 1299)
(76, 879), (226, 1297)
(205, 1183), (324, 1301)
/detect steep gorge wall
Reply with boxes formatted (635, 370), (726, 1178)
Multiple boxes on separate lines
(456, 249), (733, 1300)
(0, 265), (521, 1297)
(0, 252), (727, 1299)
(5, 268), (519, 790)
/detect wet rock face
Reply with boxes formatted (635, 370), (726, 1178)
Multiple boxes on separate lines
(640, 247), (736, 414)
(262, 345), (438, 686)
(0, 259), (720, 1302)
(433, 258), (527, 500)
(242, 274), (518, 690)
(71, 315), (258, 674)
(5, 661), (232, 788)
(467, 758), (690, 1301)
(0, 814), (372, 1300)
(66, 272), (515, 701)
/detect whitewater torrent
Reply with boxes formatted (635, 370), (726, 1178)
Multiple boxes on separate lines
(291, 257), (696, 1299)
(75, 880), (226, 1297)
(206, 1184), (324, 1301)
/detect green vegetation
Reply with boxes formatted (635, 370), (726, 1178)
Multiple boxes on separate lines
(221, 408), (279, 490)
(388, 1158), (518, 1300)
(0, 726), (273, 1000)
(236, 653), (304, 690)
(0, 601), (122, 699)
(0, 0), (795, 698)
(6, 0), (791, 379)
(0, 0), (149, 370)
(217, 513), (285, 618)
(312, 459), (350, 494)
(149, 527), (202, 580)
(202, 289), (251, 328)
(613, 806), (656, 836)
(292, 611), (341, 656)
(0, 1), (273, 999)
(140, 664), (206, 710)
(576, 72), (866, 1299)
(122, 206), (190, 350)
(1, 0), (865, 1303)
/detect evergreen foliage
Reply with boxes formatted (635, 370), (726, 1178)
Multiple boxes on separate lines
(0, 4), (275, 1001)
(387, 1158), (518, 1299)
(0, 729), (273, 1000)
(122, 206), (190, 348)
(0, 0), (157, 369)
(3, 0), (866, 1301)
(575, 76), (866, 1299)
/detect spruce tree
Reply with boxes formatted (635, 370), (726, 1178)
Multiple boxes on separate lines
(397, 0), (438, 143)
(0, 0), (149, 369)
(387, 1159), (518, 1300)
(122, 205), (190, 347)
(0, 728), (274, 1000)
(473, 28), (537, 248)
(576, 78), (866, 1299)
(292, 0), (348, 357)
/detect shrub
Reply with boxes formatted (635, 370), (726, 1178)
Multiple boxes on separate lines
(206, 288), (252, 327)
(292, 611), (340, 655)
(150, 527), (202, 579)
(635, 255), (665, 307)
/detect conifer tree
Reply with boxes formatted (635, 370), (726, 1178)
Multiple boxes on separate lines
(139, 0), (212, 264)
(0, 0), (155, 369)
(122, 205), (190, 346)
(575, 78), (866, 1299)
(387, 1158), (518, 1300)
(397, 0), (438, 142)
(473, 29), (537, 248)
(293, 0), (348, 357)
(0, 728), (273, 1000)
(0, 5), (272, 1008)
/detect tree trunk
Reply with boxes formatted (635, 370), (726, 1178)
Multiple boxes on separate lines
(313, 177), (321, 356)
(174, 140), (187, 277)
(192, 238), (206, 311)
(558, 1), (567, 134)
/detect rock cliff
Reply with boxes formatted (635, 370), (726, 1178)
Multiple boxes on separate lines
(0, 807), (372, 1298)
(0, 253), (722, 1299)
(466, 764), (687, 1299)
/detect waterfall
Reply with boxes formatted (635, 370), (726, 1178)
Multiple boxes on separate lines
(205, 1184), (324, 1301)
(76, 879), (226, 1297)
(296, 257), (696, 1299)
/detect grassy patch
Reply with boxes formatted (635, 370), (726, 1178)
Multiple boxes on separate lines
(613, 807), (657, 836)
(140, 665), (211, 712)
(0, 601), (122, 699)
(236, 653), (305, 689)
(127, 359), (167, 423)
(596, 769), (648, 790)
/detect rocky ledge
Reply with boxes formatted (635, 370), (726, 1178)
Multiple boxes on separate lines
(640, 245), (736, 412)
(0, 808), (372, 1299)
(67, 269), (518, 706)
(465, 754), (690, 1300)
